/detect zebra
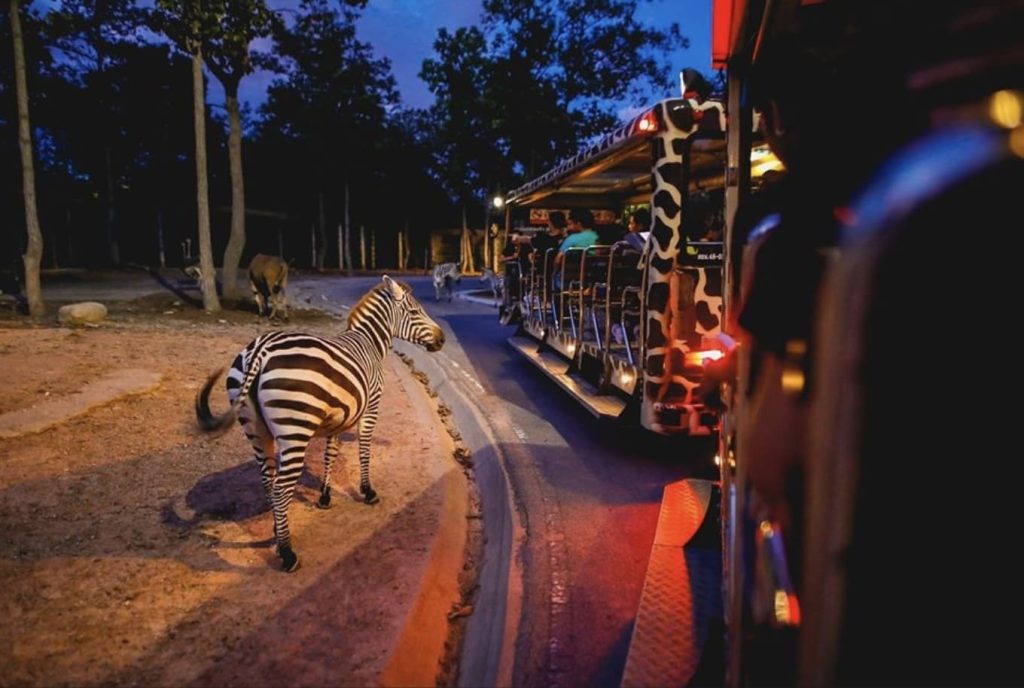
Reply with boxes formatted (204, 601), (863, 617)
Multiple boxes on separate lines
(480, 267), (504, 306)
(432, 262), (461, 302)
(195, 275), (445, 572)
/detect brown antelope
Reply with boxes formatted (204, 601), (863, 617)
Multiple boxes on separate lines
(248, 254), (289, 319)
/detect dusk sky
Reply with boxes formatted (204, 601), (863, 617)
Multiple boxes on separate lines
(30, 0), (713, 121)
(225, 0), (713, 118)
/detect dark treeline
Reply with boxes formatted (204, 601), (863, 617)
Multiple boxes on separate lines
(2, 0), (687, 312)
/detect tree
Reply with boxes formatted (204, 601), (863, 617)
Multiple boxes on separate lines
(8, 0), (44, 315)
(421, 0), (684, 271)
(45, 0), (143, 266)
(154, 0), (221, 312)
(202, 0), (275, 301)
(258, 0), (397, 271)
(482, 0), (688, 175)
(421, 27), (508, 273)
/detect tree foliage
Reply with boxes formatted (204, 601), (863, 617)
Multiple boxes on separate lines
(422, 0), (688, 210)
(1, 0), (688, 281)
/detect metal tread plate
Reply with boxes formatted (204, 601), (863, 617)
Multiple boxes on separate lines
(621, 479), (722, 688)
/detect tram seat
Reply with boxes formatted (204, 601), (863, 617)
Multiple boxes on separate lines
(557, 247), (588, 337)
(557, 245), (613, 344)
(537, 248), (558, 327)
(600, 245), (644, 360)
(499, 258), (523, 324)
(801, 123), (1023, 686)
(579, 245), (613, 348)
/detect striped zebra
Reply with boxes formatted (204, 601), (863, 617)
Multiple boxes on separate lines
(480, 267), (504, 306)
(195, 275), (445, 572)
(432, 262), (461, 302)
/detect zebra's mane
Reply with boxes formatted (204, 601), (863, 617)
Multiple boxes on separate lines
(347, 280), (413, 331)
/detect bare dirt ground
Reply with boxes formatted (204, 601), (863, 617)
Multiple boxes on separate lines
(0, 288), (479, 688)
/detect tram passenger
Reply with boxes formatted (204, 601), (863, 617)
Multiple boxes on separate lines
(619, 207), (650, 254)
(524, 211), (567, 264)
(553, 208), (599, 289)
(510, 210), (566, 290)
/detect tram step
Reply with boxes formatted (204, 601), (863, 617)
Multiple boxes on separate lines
(621, 479), (724, 688)
(507, 335), (628, 419)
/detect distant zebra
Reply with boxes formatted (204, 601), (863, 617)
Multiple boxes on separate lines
(480, 267), (504, 306)
(195, 275), (445, 572)
(432, 262), (461, 302)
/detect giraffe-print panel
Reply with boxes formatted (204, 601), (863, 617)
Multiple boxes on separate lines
(642, 97), (726, 433)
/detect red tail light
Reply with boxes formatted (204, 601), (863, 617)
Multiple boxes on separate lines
(634, 110), (659, 135)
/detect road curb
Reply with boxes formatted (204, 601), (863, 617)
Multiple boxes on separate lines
(395, 340), (525, 688)
(379, 354), (475, 687)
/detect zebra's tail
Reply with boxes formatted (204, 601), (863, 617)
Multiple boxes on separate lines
(195, 367), (236, 435)
(196, 344), (267, 435)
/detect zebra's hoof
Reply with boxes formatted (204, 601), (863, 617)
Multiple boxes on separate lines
(278, 547), (300, 573)
(361, 487), (379, 505)
(317, 491), (332, 509)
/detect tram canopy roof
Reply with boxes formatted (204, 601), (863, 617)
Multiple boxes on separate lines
(506, 103), (729, 210)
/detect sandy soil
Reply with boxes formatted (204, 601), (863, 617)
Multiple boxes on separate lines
(0, 291), (478, 688)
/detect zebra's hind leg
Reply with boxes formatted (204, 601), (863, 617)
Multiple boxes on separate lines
(317, 436), (339, 509)
(270, 435), (311, 572)
(239, 409), (276, 507)
(357, 396), (381, 505)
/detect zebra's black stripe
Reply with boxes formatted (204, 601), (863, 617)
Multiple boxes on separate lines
(194, 276), (444, 572)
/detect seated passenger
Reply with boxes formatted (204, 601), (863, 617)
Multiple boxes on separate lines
(512, 210), (567, 267)
(553, 208), (599, 289)
(618, 207), (650, 254)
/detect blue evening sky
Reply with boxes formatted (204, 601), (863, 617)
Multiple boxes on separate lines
(229, 0), (712, 118)
(31, 0), (712, 120)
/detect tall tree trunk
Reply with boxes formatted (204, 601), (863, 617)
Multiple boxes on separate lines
(359, 224), (366, 269)
(342, 181), (352, 276)
(104, 147), (119, 265)
(191, 42), (220, 312)
(10, 0), (43, 316)
(397, 229), (404, 271)
(221, 88), (246, 302)
(403, 218), (411, 269)
(339, 180), (352, 274)
(316, 191), (326, 270)
(460, 206), (475, 274)
(156, 208), (166, 268)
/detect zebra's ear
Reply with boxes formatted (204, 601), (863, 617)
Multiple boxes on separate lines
(382, 274), (406, 301)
